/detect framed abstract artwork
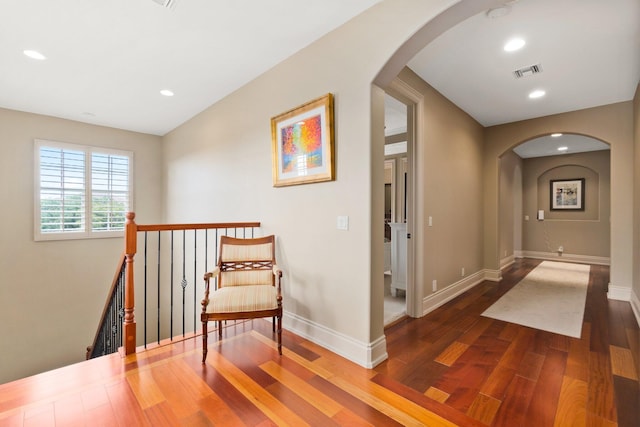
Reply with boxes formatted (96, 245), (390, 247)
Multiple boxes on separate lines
(550, 178), (585, 210)
(271, 93), (334, 187)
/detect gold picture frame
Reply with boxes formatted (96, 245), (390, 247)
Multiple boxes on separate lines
(271, 93), (335, 187)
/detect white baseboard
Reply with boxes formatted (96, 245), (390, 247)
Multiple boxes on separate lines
(631, 290), (640, 327)
(283, 311), (388, 368)
(607, 284), (632, 301)
(421, 270), (491, 316)
(484, 269), (502, 282)
(520, 250), (610, 266)
(500, 254), (515, 269)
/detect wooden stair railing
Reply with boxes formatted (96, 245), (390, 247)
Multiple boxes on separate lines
(88, 212), (261, 358)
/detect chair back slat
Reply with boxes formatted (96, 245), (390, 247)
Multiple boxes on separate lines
(218, 235), (275, 288)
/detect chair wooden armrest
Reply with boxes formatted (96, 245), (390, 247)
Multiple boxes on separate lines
(202, 267), (221, 307)
(204, 267), (221, 283)
(273, 265), (283, 296)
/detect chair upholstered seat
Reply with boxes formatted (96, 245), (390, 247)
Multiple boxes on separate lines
(205, 285), (278, 313)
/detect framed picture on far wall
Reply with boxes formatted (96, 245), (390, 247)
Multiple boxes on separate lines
(271, 93), (335, 187)
(550, 178), (585, 210)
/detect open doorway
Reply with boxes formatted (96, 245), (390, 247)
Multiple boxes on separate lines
(383, 93), (410, 325)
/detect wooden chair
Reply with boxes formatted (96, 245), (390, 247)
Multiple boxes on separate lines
(201, 235), (282, 362)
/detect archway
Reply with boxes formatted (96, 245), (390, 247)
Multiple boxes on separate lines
(499, 134), (611, 268)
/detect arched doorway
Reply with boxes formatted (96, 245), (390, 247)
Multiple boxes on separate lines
(499, 134), (611, 268)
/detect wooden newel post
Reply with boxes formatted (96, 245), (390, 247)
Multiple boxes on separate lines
(123, 211), (137, 355)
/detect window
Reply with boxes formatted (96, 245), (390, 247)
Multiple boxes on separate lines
(34, 139), (133, 241)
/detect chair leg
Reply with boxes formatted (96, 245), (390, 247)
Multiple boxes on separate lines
(202, 321), (208, 363)
(272, 316), (276, 332)
(277, 314), (282, 355)
(218, 320), (222, 339)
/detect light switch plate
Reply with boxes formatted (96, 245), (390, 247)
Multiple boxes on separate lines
(337, 215), (349, 230)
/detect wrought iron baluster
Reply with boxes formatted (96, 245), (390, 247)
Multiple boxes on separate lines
(157, 230), (161, 345)
(181, 230), (187, 337)
(144, 231), (148, 348)
(193, 229), (197, 332)
(170, 230), (174, 341)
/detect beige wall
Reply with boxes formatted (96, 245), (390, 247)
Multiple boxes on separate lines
(392, 68), (485, 303)
(484, 102), (634, 295)
(521, 150), (610, 258)
(161, 0), (499, 366)
(0, 108), (162, 383)
(499, 151), (523, 266)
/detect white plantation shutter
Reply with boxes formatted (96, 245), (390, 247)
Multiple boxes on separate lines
(38, 145), (86, 234)
(91, 152), (130, 232)
(35, 140), (133, 241)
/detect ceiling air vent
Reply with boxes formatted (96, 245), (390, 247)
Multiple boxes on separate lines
(513, 63), (543, 78)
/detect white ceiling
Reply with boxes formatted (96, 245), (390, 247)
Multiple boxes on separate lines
(2, 0), (639, 141)
(383, 0), (639, 157)
(409, 0), (640, 128)
(0, 0), (380, 136)
(512, 134), (609, 158)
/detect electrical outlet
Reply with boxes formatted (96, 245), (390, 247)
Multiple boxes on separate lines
(461, 267), (465, 277)
(558, 246), (564, 252)
(432, 280), (437, 292)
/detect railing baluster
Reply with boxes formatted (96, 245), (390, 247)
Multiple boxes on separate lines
(193, 229), (197, 333)
(144, 232), (148, 349)
(157, 230), (161, 345)
(170, 230), (174, 341)
(181, 230), (187, 337)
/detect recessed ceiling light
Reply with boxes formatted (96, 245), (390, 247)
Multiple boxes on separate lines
(551, 133), (563, 137)
(160, 89), (174, 97)
(528, 89), (546, 99)
(557, 146), (568, 152)
(504, 38), (525, 52)
(23, 50), (46, 60)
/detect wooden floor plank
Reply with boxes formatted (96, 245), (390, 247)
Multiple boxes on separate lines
(424, 387), (450, 403)
(552, 376), (587, 427)
(609, 345), (638, 380)
(466, 392), (502, 426)
(125, 368), (165, 410)
(206, 350), (310, 427)
(587, 351), (617, 423)
(524, 348), (568, 427)
(611, 375), (640, 427)
(491, 375), (536, 427)
(435, 341), (470, 367)
(260, 360), (343, 417)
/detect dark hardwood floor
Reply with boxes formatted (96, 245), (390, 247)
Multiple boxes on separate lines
(377, 258), (639, 426)
(0, 258), (638, 426)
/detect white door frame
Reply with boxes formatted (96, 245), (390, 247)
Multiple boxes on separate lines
(386, 77), (424, 318)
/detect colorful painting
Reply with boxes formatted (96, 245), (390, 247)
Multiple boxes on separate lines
(281, 114), (323, 173)
(271, 94), (334, 187)
(550, 178), (585, 210)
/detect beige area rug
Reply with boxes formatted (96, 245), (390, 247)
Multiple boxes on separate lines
(482, 261), (590, 338)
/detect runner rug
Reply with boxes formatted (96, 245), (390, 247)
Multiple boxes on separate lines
(482, 260), (590, 338)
